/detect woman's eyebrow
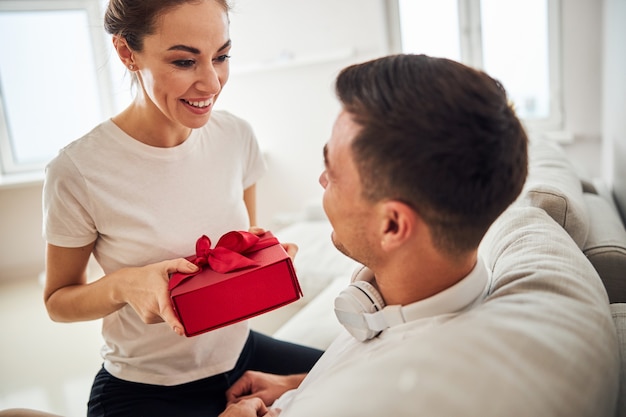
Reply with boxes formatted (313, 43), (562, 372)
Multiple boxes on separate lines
(218, 39), (232, 52)
(168, 44), (200, 54)
(167, 40), (231, 55)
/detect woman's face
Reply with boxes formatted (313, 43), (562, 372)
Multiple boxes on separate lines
(132, 0), (231, 129)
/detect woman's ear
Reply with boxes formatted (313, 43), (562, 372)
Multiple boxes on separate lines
(378, 201), (417, 251)
(112, 35), (135, 69)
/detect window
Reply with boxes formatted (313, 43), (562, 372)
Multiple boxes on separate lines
(0, 0), (116, 180)
(392, 0), (562, 133)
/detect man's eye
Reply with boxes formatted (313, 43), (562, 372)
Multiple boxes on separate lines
(173, 59), (195, 68)
(214, 54), (231, 63)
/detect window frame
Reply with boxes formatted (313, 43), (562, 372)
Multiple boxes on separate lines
(387, 0), (564, 134)
(0, 0), (113, 180)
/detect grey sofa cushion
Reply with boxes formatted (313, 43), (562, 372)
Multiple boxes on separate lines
(583, 193), (626, 303)
(612, 303), (626, 417)
(517, 139), (590, 247)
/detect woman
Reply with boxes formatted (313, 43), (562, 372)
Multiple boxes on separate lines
(42, 1), (322, 416)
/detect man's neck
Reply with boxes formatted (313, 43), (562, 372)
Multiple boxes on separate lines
(374, 250), (478, 306)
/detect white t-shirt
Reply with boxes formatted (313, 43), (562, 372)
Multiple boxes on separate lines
(274, 258), (491, 414)
(43, 110), (267, 385)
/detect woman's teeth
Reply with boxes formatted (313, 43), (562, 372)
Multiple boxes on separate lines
(184, 99), (211, 108)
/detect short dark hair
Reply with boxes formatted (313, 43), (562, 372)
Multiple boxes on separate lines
(335, 54), (528, 256)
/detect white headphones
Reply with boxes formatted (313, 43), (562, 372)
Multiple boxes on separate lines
(334, 260), (489, 342)
(334, 266), (400, 342)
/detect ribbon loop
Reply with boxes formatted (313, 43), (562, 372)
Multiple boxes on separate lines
(216, 231), (260, 253)
(169, 231), (279, 290)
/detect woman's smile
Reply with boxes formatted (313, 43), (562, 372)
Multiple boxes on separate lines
(182, 98), (213, 114)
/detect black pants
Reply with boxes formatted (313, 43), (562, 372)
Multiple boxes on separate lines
(87, 331), (323, 417)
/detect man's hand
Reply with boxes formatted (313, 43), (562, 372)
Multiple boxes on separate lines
(226, 371), (306, 406)
(219, 398), (281, 417)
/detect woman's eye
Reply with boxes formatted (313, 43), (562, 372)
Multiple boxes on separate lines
(214, 54), (231, 63)
(173, 59), (195, 68)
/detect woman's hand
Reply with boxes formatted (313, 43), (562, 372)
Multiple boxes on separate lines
(280, 242), (298, 261)
(119, 258), (199, 335)
(248, 226), (298, 261)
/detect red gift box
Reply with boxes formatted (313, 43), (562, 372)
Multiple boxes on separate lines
(169, 231), (302, 337)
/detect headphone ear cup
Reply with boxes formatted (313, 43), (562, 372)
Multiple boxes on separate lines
(334, 280), (386, 342)
(348, 281), (385, 311)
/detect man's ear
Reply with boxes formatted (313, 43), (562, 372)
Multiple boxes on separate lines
(112, 35), (135, 69)
(378, 201), (418, 251)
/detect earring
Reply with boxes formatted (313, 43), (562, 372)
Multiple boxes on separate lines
(128, 64), (135, 70)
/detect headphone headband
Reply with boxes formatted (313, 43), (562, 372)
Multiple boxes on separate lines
(334, 261), (489, 342)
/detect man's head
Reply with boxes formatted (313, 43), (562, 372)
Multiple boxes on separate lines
(320, 54), (528, 263)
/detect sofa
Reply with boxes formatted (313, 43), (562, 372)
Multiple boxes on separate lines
(268, 137), (626, 416)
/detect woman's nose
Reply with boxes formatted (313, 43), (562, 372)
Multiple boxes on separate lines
(198, 64), (222, 94)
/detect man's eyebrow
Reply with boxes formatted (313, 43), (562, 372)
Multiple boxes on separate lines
(167, 39), (231, 55)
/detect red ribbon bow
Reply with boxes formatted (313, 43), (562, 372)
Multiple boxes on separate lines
(168, 231), (278, 290)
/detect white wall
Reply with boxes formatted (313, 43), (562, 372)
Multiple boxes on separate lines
(0, 183), (44, 281)
(0, 0), (610, 282)
(217, 0), (390, 227)
(561, 0), (603, 140)
(602, 0), (626, 219)
(555, 0), (604, 179)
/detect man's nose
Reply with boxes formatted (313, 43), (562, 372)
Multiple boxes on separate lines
(319, 171), (328, 188)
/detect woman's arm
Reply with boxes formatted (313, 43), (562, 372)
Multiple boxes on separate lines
(44, 243), (199, 335)
(244, 183), (298, 259)
(244, 184), (258, 227)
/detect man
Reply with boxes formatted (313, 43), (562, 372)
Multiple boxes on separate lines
(220, 53), (528, 417)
